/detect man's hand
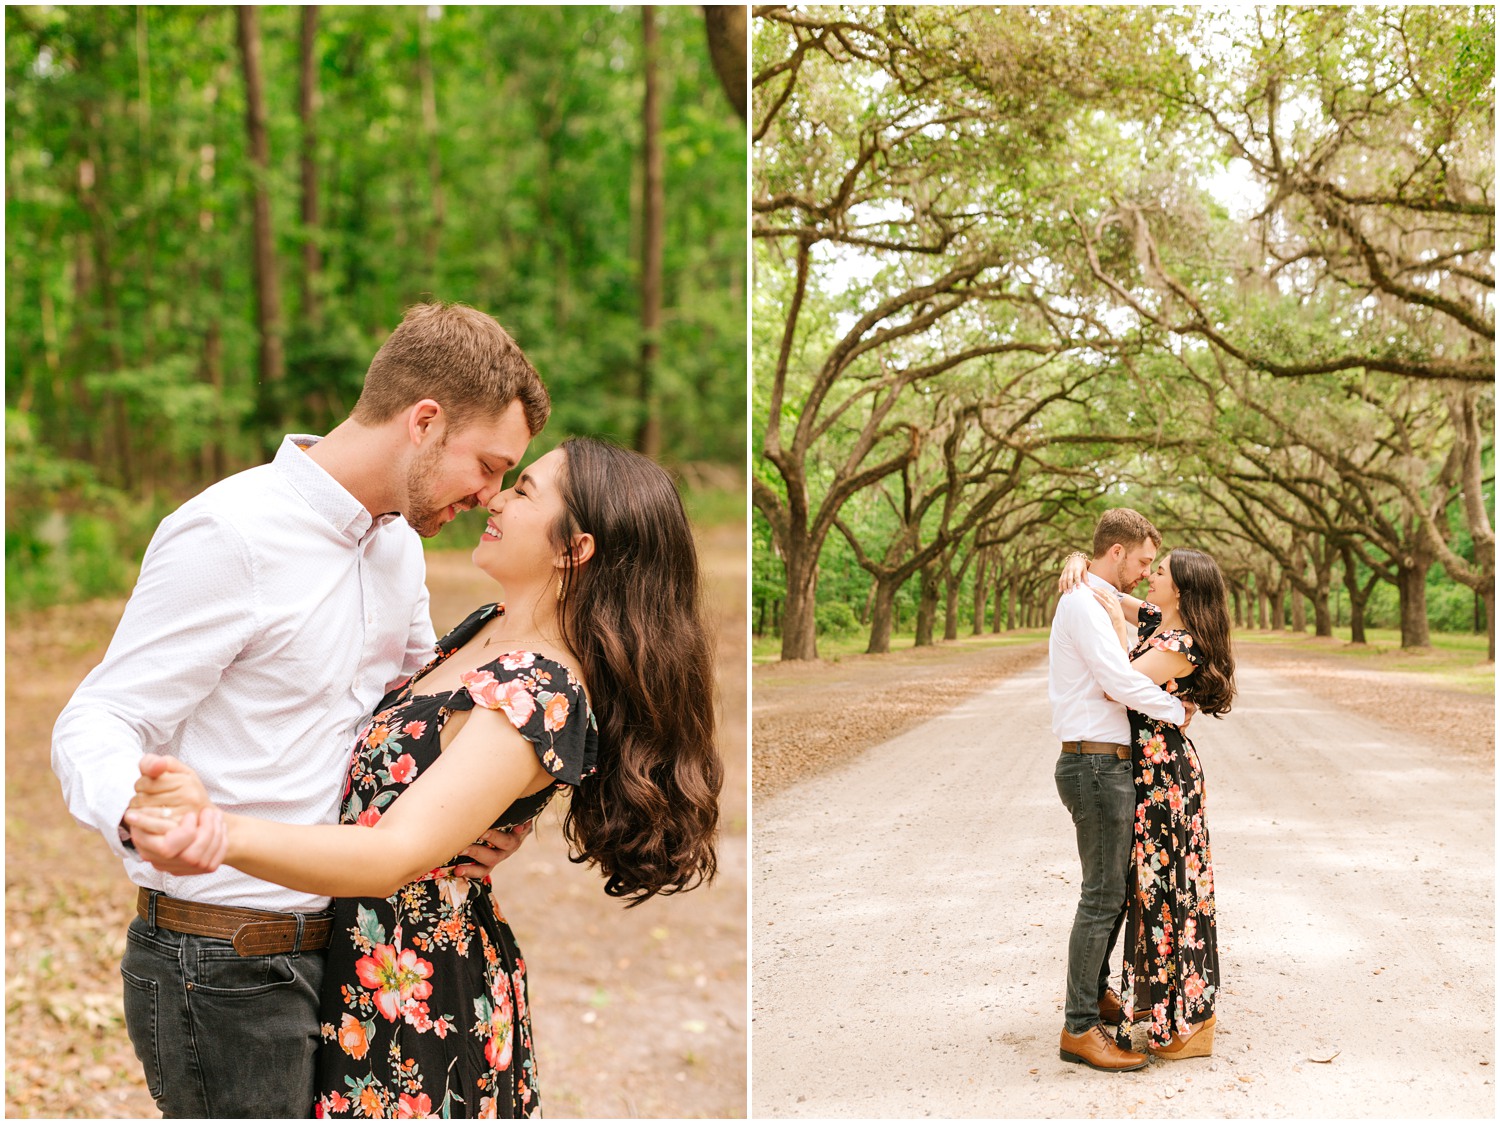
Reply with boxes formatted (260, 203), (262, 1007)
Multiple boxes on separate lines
(1180, 699), (1198, 730)
(123, 805), (229, 875)
(451, 821), (533, 881)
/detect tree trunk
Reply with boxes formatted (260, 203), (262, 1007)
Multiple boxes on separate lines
(701, 5), (747, 118)
(1310, 553), (1334, 638)
(237, 6), (285, 437)
(1290, 589), (1306, 633)
(299, 6), (322, 329)
(417, 5), (444, 281)
(943, 572), (961, 642)
(779, 545), (820, 661)
(1006, 580), (1018, 631)
(971, 554), (989, 636)
(1310, 587), (1331, 637)
(1340, 548), (1373, 645)
(1395, 562), (1431, 649)
(913, 565), (939, 647)
(635, 5), (663, 456)
(1230, 584), (1243, 630)
(866, 577), (900, 655)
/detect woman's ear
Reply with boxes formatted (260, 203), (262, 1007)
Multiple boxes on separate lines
(557, 532), (595, 570)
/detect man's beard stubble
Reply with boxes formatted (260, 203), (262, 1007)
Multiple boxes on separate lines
(403, 438), (454, 538)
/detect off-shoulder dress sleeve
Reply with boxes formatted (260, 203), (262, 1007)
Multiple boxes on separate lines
(1147, 629), (1204, 668)
(1137, 601), (1162, 644)
(453, 651), (598, 785)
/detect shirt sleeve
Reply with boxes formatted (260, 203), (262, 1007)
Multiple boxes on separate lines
(51, 509), (260, 857)
(1065, 592), (1186, 726)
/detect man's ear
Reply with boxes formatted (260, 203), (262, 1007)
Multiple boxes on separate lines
(1105, 542), (1125, 563)
(406, 399), (444, 446)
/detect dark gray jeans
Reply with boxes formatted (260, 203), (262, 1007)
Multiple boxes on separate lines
(1054, 750), (1133, 1034)
(121, 909), (325, 1118)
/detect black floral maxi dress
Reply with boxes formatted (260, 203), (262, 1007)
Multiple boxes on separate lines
(314, 604), (597, 1119)
(1117, 603), (1220, 1050)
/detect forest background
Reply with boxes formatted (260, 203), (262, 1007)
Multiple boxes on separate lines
(5, 4), (749, 1118)
(752, 5), (1494, 664)
(7, 3), (748, 603)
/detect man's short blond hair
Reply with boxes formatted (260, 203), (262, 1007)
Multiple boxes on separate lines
(351, 302), (550, 435)
(1092, 508), (1161, 557)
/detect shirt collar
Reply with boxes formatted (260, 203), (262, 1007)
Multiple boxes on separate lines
(274, 435), (401, 540)
(1084, 571), (1119, 595)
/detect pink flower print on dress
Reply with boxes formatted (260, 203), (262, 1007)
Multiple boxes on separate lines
(389, 753), (418, 784)
(512, 961), (528, 1020)
(354, 944), (435, 1022)
(484, 968), (516, 1070)
(498, 650), (537, 671)
(1183, 972), (1205, 1000)
(460, 669), (537, 725)
(397, 1092), (434, 1118)
(401, 720), (427, 739)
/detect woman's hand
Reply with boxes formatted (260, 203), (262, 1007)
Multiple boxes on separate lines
(1091, 587), (1127, 629)
(130, 753), (212, 818)
(1091, 586), (1131, 652)
(1058, 551), (1089, 594)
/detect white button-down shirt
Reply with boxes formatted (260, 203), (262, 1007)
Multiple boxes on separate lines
(1048, 571), (1185, 744)
(52, 435), (436, 912)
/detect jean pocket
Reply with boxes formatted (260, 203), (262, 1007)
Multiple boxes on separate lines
(192, 947), (298, 997)
(120, 966), (163, 1100)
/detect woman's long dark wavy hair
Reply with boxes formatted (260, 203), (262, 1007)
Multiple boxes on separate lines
(1166, 548), (1236, 717)
(549, 437), (721, 906)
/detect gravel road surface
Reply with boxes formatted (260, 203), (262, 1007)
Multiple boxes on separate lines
(752, 659), (1494, 1117)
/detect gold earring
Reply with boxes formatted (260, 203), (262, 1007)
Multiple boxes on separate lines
(556, 577), (564, 603)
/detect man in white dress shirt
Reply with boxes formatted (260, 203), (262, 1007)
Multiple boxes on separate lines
(1048, 508), (1194, 1072)
(52, 302), (550, 1117)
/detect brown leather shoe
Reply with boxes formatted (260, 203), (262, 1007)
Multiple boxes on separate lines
(1059, 1025), (1148, 1072)
(1098, 988), (1125, 1027)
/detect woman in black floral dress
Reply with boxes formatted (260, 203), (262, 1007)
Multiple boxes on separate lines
(1063, 547), (1235, 1059)
(126, 437), (722, 1117)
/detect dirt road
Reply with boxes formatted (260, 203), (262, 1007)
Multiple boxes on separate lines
(751, 655), (1494, 1118)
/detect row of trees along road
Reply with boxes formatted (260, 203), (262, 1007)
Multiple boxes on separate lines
(7, 5), (747, 606)
(752, 5), (1494, 661)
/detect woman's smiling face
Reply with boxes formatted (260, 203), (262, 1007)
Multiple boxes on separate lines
(473, 447), (570, 585)
(1146, 553), (1179, 611)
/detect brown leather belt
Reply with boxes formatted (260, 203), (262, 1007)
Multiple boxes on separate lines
(1060, 740), (1130, 760)
(137, 888), (334, 956)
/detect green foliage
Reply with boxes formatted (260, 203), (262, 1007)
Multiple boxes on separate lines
(752, 5), (1493, 659)
(7, 5), (746, 605)
(6, 409), (165, 609)
(814, 600), (860, 638)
